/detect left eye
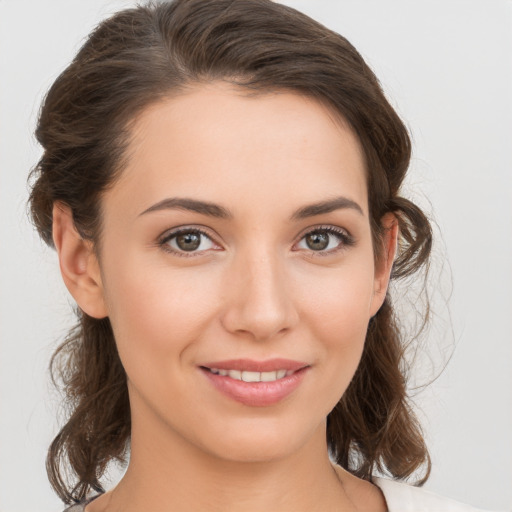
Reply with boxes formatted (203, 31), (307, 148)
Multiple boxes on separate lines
(296, 228), (350, 252)
(162, 229), (216, 254)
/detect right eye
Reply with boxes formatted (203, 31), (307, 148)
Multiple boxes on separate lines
(159, 228), (219, 256)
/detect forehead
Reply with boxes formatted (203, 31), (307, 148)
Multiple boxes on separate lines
(107, 83), (369, 219)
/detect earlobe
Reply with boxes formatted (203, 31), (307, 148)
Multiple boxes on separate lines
(52, 202), (108, 319)
(369, 213), (399, 317)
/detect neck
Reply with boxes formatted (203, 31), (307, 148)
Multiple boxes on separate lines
(92, 410), (354, 512)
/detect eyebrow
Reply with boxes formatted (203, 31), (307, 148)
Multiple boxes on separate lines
(290, 196), (364, 220)
(139, 197), (231, 218)
(139, 196), (364, 220)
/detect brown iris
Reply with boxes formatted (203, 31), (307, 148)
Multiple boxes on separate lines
(305, 231), (329, 251)
(176, 232), (201, 251)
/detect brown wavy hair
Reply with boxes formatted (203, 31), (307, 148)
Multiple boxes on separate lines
(28, 0), (433, 504)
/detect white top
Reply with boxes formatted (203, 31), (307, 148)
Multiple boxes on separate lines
(373, 477), (492, 512)
(64, 478), (492, 511)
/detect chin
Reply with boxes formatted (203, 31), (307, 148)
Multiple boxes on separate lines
(194, 416), (321, 464)
(207, 439), (295, 464)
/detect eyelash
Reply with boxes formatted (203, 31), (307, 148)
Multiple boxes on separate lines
(158, 225), (355, 258)
(158, 227), (217, 258)
(296, 225), (355, 257)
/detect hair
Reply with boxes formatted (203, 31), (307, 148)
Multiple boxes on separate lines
(29, 0), (433, 504)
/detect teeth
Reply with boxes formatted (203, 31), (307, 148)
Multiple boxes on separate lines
(261, 371), (278, 382)
(228, 369), (242, 380)
(208, 368), (294, 382)
(242, 371), (260, 382)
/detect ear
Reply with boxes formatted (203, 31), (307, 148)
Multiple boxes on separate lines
(52, 202), (108, 319)
(369, 212), (398, 317)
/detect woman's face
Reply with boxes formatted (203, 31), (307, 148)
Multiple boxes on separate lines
(93, 83), (394, 463)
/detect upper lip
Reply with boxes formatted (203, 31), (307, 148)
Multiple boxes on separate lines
(200, 358), (309, 372)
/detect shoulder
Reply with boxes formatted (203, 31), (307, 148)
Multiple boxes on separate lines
(62, 503), (86, 512)
(62, 494), (103, 512)
(373, 477), (491, 512)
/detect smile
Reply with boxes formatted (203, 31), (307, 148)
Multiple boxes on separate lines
(199, 359), (310, 407)
(206, 368), (293, 382)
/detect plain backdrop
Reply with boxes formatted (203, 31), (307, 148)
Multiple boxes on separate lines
(1, 1), (511, 511)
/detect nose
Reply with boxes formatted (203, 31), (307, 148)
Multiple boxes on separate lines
(220, 249), (299, 342)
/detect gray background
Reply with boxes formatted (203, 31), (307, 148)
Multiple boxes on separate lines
(1, 1), (511, 511)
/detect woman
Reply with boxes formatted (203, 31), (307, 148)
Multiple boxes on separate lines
(28, 0), (489, 510)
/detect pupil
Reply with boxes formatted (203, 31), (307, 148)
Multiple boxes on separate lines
(306, 232), (329, 250)
(176, 232), (201, 251)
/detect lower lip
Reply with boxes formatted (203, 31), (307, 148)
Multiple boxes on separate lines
(200, 367), (309, 407)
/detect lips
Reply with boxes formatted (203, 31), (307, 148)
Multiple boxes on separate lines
(200, 358), (308, 373)
(207, 368), (291, 382)
(199, 358), (310, 407)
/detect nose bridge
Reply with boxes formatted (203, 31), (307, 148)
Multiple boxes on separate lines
(221, 240), (298, 341)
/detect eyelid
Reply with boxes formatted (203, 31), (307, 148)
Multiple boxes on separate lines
(158, 225), (222, 257)
(293, 224), (355, 256)
(156, 223), (355, 258)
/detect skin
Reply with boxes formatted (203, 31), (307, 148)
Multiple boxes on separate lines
(53, 83), (396, 511)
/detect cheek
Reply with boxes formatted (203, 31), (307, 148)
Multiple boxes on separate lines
(297, 259), (375, 340)
(102, 254), (220, 368)
(293, 259), (375, 394)
(313, 289), (371, 372)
